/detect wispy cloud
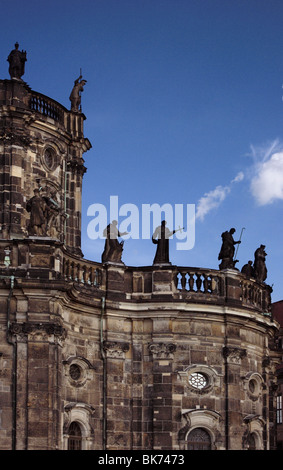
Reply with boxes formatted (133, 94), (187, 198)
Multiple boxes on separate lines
(196, 171), (244, 221)
(195, 138), (283, 221)
(231, 171), (244, 184)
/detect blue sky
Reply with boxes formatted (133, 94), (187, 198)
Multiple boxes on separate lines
(1, 0), (283, 301)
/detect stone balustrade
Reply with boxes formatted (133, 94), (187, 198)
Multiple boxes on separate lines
(0, 239), (273, 314)
(173, 267), (272, 313)
(30, 92), (64, 123)
(174, 268), (224, 296)
(62, 252), (103, 288)
(30, 90), (86, 139)
(241, 277), (272, 314)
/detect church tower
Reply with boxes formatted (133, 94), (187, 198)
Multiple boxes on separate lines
(0, 43), (91, 255)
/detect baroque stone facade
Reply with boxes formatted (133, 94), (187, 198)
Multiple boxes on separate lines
(0, 65), (281, 451)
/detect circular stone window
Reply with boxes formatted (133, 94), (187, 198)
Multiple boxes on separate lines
(69, 364), (82, 381)
(189, 372), (208, 390)
(64, 357), (94, 388)
(247, 375), (261, 400)
(43, 147), (57, 171)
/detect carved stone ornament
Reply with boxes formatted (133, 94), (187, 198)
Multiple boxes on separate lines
(9, 322), (66, 343)
(223, 346), (247, 364)
(66, 158), (87, 176)
(103, 341), (129, 359)
(0, 131), (31, 147)
(148, 342), (176, 359)
(26, 181), (66, 239)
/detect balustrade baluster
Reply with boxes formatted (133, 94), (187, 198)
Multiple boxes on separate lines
(80, 265), (86, 283)
(181, 272), (187, 290)
(188, 273), (194, 291)
(174, 272), (180, 289)
(94, 269), (99, 286)
(196, 273), (202, 292)
(87, 267), (92, 285)
(75, 264), (80, 282)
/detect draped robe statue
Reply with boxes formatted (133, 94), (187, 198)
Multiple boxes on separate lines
(152, 220), (176, 265)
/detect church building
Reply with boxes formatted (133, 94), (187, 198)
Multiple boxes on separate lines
(0, 45), (281, 451)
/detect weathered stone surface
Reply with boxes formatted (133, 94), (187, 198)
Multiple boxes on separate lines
(0, 72), (281, 452)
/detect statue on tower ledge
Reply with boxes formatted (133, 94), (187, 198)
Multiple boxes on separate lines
(218, 227), (241, 270)
(7, 42), (27, 79)
(152, 220), (176, 265)
(254, 244), (267, 283)
(69, 75), (87, 112)
(102, 220), (127, 264)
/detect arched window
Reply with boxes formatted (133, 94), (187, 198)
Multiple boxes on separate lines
(68, 422), (82, 450)
(187, 427), (211, 450)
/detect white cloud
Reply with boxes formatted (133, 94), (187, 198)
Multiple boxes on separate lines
(231, 171), (244, 184)
(250, 151), (283, 205)
(196, 185), (231, 221)
(196, 171), (244, 221)
(196, 138), (283, 221)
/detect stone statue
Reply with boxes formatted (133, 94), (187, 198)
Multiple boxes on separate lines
(44, 190), (66, 238)
(254, 245), (267, 283)
(102, 220), (127, 263)
(7, 43), (27, 79)
(26, 187), (67, 238)
(218, 228), (241, 270)
(152, 220), (176, 265)
(26, 189), (48, 236)
(69, 75), (87, 112)
(241, 260), (254, 278)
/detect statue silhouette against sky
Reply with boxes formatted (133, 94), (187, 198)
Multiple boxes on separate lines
(152, 220), (176, 265)
(69, 75), (87, 112)
(218, 228), (241, 270)
(102, 220), (127, 263)
(7, 42), (26, 79)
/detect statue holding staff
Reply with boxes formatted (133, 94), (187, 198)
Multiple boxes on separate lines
(152, 221), (183, 265)
(218, 227), (241, 270)
(69, 74), (87, 112)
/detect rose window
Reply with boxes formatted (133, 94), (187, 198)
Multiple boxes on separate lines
(189, 372), (208, 390)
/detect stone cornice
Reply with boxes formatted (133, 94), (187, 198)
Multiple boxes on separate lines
(148, 342), (176, 359)
(9, 321), (66, 343)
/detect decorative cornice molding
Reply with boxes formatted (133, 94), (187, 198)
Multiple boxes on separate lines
(0, 131), (31, 147)
(103, 340), (129, 359)
(148, 342), (176, 359)
(223, 346), (246, 364)
(9, 321), (66, 343)
(66, 158), (86, 175)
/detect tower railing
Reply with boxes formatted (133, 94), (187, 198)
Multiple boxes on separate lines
(174, 268), (224, 296)
(30, 92), (65, 123)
